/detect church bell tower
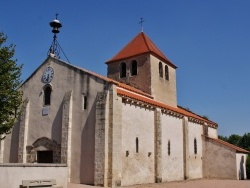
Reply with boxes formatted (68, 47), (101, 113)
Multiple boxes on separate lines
(106, 32), (177, 107)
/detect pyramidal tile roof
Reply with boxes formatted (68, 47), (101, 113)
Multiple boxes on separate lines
(106, 32), (177, 68)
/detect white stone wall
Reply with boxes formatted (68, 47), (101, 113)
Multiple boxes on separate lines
(161, 114), (184, 181)
(208, 127), (218, 138)
(150, 55), (177, 107)
(121, 101), (155, 186)
(202, 137), (237, 179)
(186, 121), (203, 179)
(236, 153), (247, 180)
(0, 164), (67, 188)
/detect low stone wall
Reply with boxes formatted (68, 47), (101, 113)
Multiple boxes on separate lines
(0, 163), (67, 188)
(202, 137), (237, 179)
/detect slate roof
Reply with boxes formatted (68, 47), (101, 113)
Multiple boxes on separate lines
(106, 32), (177, 68)
(204, 136), (249, 153)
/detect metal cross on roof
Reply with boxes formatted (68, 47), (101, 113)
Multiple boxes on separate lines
(139, 17), (145, 32)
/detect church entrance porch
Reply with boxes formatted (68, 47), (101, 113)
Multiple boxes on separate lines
(26, 137), (61, 163)
(37, 150), (53, 163)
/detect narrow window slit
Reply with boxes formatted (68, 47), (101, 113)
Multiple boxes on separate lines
(168, 140), (171, 156)
(194, 138), (197, 154)
(136, 137), (139, 153)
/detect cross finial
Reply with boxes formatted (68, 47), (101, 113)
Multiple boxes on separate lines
(139, 17), (145, 32)
(55, 13), (59, 19)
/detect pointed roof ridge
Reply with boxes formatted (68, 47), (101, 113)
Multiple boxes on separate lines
(106, 32), (177, 68)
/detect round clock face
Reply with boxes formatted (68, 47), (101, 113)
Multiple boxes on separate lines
(42, 67), (54, 83)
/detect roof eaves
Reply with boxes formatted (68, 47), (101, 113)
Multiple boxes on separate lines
(117, 88), (217, 127)
(105, 52), (149, 65)
(204, 136), (249, 154)
(150, 52), (177, 69)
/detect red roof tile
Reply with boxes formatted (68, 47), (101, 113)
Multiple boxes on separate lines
(117, 88), (217, 127)
(204, 136), (249, 153)
(106, 32), (177, 68)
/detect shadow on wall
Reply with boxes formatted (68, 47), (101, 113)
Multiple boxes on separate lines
(239, 156), (245, 180)
(9, 121), (20, 162)
(80, 99), (96, 185)
(52, 102), (63, 145)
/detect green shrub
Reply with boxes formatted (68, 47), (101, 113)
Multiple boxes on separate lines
(247, 155), (250, 179)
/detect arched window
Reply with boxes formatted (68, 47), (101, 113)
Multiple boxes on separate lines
(194, 138), (197, 154)
(159, 62), (163, 78)
(131, 60), (137, 76)
(120, 62), (126, 78)
(165, 65), (169, 80)
(44, 85), (52, 106)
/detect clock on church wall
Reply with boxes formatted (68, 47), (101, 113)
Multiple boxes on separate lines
(42, 66), (54, 83)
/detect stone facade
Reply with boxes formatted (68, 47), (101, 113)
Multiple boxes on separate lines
(107, 54), (151, 95)
(1, 32), (248, 188)
(154, 109), (162, 183)
(94, 91), (108, 186)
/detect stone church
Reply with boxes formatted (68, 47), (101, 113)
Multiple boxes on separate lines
(0, 31), (248, 187)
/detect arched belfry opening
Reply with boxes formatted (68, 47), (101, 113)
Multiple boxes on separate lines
(131, 60), (137, 76)
(120, 62), (126, 78)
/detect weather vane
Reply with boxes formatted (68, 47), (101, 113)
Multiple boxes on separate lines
(139, 17), (145, 32)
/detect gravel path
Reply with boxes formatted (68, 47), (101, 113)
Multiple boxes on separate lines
(121, 179), (250, 188)
(68, 179), (250, 188)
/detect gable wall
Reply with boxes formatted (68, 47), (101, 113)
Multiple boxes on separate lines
(3, 58), (108, 185)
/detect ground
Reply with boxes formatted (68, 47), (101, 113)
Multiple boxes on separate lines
(68, 179), (250, 188)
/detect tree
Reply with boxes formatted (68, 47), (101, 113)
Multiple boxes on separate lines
(0, 32), (22, 139)
(218, 135), (228, 142)
(228, 134), (242, 146)
(247, 155), (250, 179)
(238, 133), (250, 151)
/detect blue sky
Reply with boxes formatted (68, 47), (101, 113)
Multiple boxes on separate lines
(1, 0), (249, 136)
